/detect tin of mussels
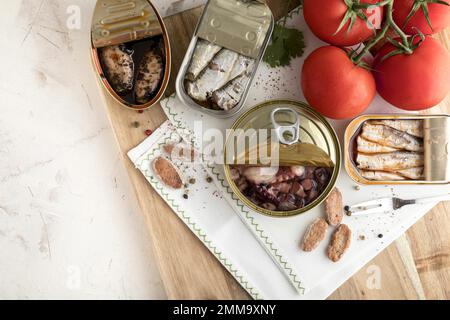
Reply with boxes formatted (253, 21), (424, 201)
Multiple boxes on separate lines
(90, 0), (171, 111)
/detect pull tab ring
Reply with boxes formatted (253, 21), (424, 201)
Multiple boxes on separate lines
(270, 107), (300, 146)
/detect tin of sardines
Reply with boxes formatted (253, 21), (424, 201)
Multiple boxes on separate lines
(224, 100), (341, 217)
(90, 0), (171, 110)
(175, 0), (274, 118)
(345, 114), (450, 185)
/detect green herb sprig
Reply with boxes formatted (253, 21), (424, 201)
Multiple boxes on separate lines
(263, 1), (305, 68)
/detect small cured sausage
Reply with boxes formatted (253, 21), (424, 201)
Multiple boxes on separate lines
(301, 218), (328, 252)
(327, 224), (352, 262)
(163, 143), (198, 162)
(152, 157), (183, 189)
(325, 188), (343, 226)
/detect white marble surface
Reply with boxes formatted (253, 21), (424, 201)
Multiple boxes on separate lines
(0, 0), (206, 299)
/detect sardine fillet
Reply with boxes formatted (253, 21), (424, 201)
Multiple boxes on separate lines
(186, 49), (239, 102)
(397, 167), (424, 180)
(208, 59), (254, 110)
(100, 44), (134, 94)
(369, 120), (423, 138)
(208, 75), (248, 110)
(357, 136), (398, 153)
(229, 55), (254, 80)
(186, 39), (222, 81)
(357, 152), (424, 171)
(361, 123), (423, 152)
(360, 170), (407, 181)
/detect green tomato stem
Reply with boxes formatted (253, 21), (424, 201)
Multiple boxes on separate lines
(352, 0), (412, 64)
(353, 0), (391, 10)
(352, 1), (392, 63)
(387, 1), (411, 49)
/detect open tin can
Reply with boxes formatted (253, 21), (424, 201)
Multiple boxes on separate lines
(175, 0), (274, 118)
(90, 0), (171, 111)
(345, 114), (450, 185)
(223, 100), (341, 217)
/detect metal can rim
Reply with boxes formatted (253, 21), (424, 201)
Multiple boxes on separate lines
(223, 99), (342, 218)
(174, 0), (275, 118)
(345, 113), (450, 185)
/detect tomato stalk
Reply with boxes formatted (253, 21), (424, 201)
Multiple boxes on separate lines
(335, 0), (390, 35)
(351, 0), (425, 64)
(403, 0), (450, 31)
(388, 2), (413, 49)
(353, 0), (391, 9)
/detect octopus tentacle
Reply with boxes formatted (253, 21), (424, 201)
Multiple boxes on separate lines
(232, 165), (331, 212)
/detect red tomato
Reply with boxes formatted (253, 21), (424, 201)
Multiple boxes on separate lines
(373, 36), (450, 110)
(303, 0), (383, 46)
(301, 46), (376, 119)
(393, 0), (450, 35)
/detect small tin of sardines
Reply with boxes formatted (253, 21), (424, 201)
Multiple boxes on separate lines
(345, 114), (450, 185)
(90, 0), (171, 111)
(223, 100), (341, 217)
(175, 0), (274, 118)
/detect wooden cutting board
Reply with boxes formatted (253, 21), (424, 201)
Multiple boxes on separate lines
(97, 1), (450, 299)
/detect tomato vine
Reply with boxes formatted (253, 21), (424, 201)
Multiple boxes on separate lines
(335, 0), (391, 35)
(349, 0), (432, 64)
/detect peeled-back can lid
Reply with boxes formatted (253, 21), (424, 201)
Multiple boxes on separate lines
(196, 0), (273, 59)
(225, 100), (341, 168)
(223, 100), (341, 217)
(424, 116), (450, 182)
(91, 0), (163, 48)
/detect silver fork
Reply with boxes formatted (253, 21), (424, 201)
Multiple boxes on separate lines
(346, 193), (450, 216)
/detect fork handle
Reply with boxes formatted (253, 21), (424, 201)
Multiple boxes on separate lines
(414, 193), (450, 205)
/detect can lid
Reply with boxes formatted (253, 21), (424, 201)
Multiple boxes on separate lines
(424, 117), (450, 182)
(224, 100), (341, 217)
(91, 0), (163, 48)
(225, 100), (340, 168)
(197, 0), (273, 59)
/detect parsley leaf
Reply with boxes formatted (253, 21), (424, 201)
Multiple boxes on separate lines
(263, 24), (305, 68)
